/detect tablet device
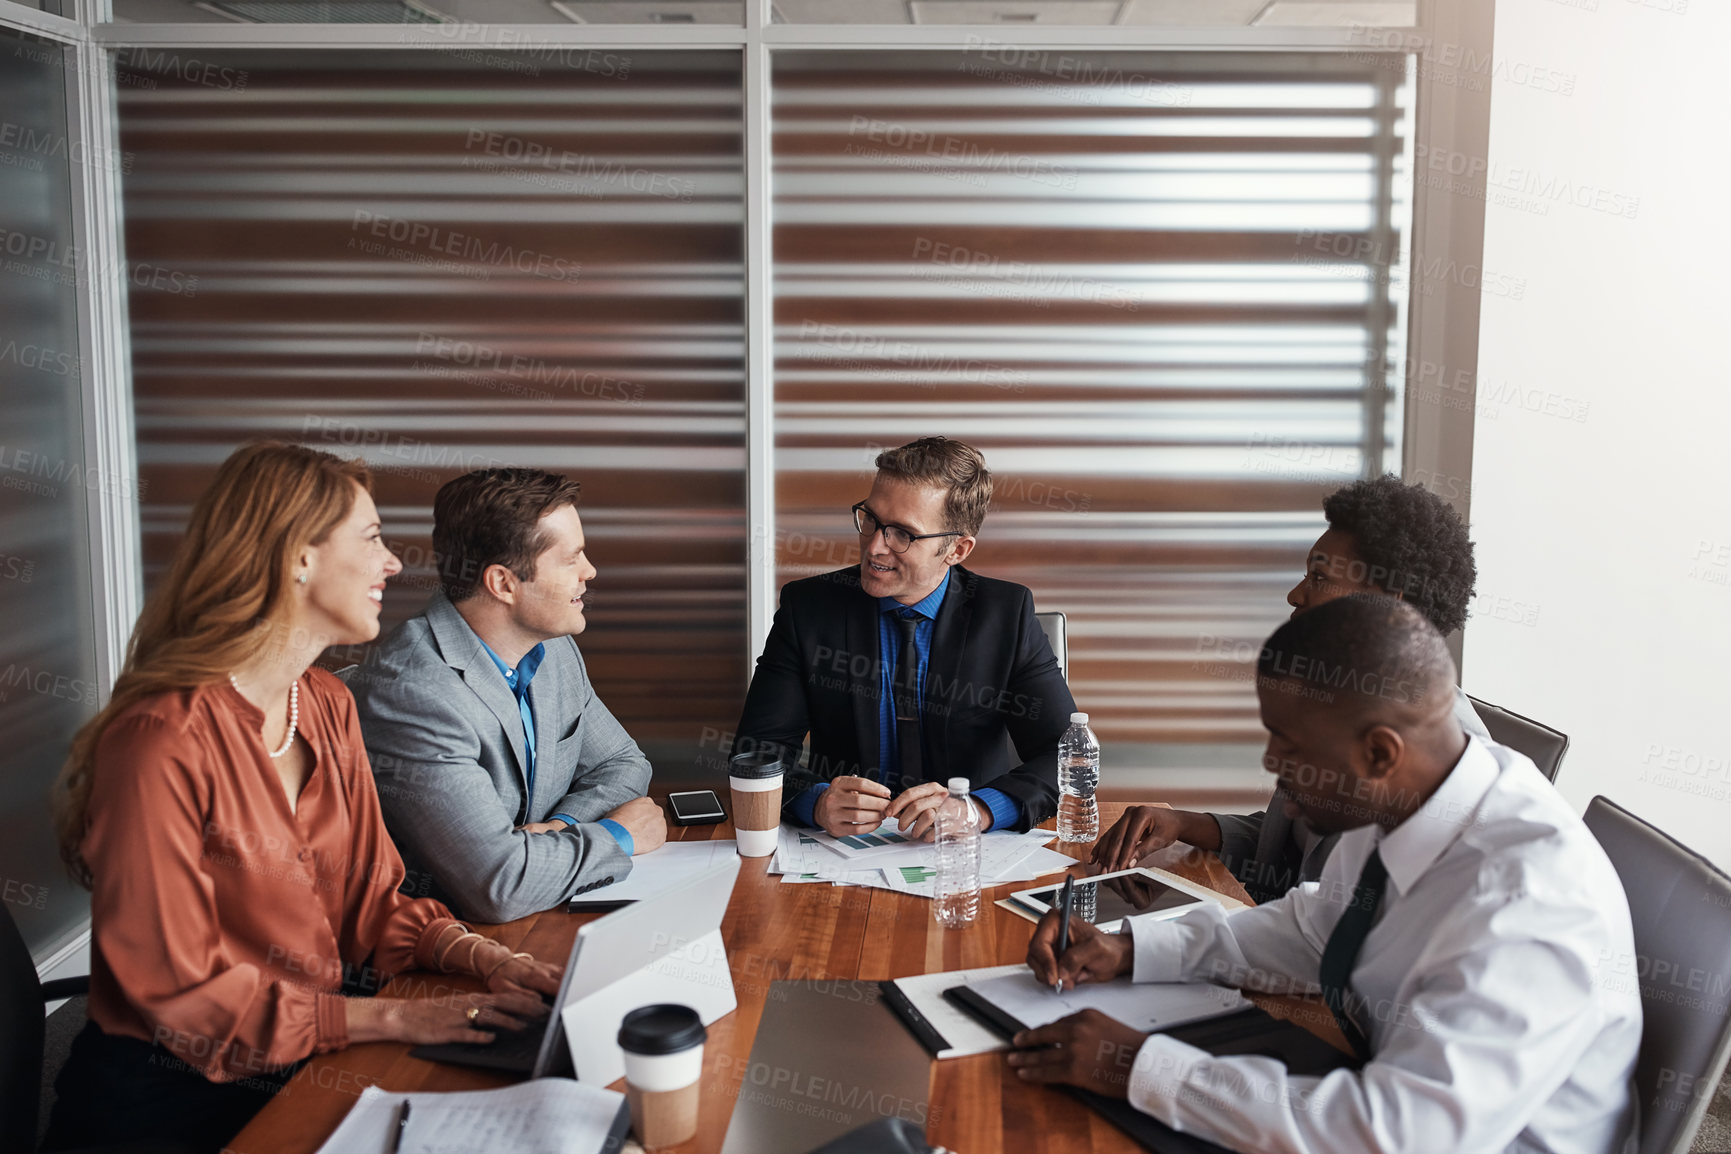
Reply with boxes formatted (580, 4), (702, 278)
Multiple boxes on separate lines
(412, 855), (741, 1079)
(1009, 867), (1217, 931)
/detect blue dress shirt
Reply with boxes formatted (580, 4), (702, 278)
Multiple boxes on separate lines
(791, 569), (1020, 832)
(479, 639), (633, 855)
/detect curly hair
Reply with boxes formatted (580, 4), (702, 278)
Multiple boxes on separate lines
(1322, 475), (1477, 635)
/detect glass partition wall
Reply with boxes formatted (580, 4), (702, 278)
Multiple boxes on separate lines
(98, 0), (1411, 25)
(0, 26), (101, 955)
(111, 41), (1410, 781)
(1, 0), (1447, 959)
(119, 50), (750, 773)
(772, 51), (1411, 769)
(112, 32), (1411, 784)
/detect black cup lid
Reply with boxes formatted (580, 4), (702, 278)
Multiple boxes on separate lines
(618, 1004), (706, 1055)
(729, 749), (784, 778)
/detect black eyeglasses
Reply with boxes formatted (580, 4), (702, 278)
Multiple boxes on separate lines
(851, 502), (962, 555)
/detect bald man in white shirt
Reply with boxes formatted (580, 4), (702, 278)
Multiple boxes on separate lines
(1015, 596), (1642, 1154)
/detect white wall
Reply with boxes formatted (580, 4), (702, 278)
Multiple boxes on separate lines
(1468, 0), (1731, 868)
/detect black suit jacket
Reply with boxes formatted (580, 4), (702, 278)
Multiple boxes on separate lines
(734, 564), (1075, 831)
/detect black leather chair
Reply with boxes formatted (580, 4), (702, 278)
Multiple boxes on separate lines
(1034, 611), (1067, 678)
(2, 906), (190, 1154)
(1583, 797), (1731, 1154)
(999, 611), (1070, 772)
(2, 904), (90, 1152)
(1467, 695), (1569, 783)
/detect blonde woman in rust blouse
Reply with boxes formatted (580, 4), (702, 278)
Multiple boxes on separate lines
(44, 443), (563, 1153)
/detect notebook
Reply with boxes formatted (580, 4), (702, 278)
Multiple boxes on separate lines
(880, 965), (1246, 1060)
(313, 1080), (629, 1154)
(943, 982), (1359, 1154)
(959, 970), (1248, 1035)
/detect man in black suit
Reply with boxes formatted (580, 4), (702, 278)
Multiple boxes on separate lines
(734, 437), (1075, 840)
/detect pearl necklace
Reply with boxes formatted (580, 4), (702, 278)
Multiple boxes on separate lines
(229, 674), (299, 758)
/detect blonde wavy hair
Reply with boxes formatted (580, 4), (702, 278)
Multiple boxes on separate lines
(53, 442), (371, 888)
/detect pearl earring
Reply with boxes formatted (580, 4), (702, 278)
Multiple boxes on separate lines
(296, 572), (308, 585)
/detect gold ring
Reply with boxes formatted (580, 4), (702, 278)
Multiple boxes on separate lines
(467, 1006), (481, 1024)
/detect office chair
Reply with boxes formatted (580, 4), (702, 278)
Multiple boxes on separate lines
(1583, 797), (1731, 1154)
(1034, 611), (1067, 678)
(1, 903), (85, 1151)
(1467, 695), (1569, 783)
(2, 907), (192, 1154)
(999, 612), (1069, 770)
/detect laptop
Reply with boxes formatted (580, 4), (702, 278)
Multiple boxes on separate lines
(411, 854), (741, 1078)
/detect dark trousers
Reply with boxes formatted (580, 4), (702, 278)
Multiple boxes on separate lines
(43, 1021), (298, 1154)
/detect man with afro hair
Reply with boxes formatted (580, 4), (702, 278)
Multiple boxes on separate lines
(1301, 473), (1479, 635)
(1093, 474), (1496, 902)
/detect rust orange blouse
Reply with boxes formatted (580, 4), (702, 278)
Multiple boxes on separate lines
(82, 667), (459, 1082)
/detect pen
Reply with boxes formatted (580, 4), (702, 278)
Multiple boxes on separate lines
(391, 1099), (411, 1154)
(1054, 874), (1075, 995)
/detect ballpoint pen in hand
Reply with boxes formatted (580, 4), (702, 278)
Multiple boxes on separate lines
(1054, 874), (1075, 995)
(391, 1099), (411, 1154)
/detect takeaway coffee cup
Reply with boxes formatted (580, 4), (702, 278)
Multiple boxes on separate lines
(618, 1003), (706, 1150)
(729, 749), (785, 858)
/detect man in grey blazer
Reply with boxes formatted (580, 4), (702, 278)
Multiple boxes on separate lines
(1094, 475), (1490, 902)
(352, 468), (665, 923)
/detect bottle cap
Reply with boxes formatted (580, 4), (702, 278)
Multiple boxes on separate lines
(947, 776), (970, 793)
(1070, 711), (1089, 724)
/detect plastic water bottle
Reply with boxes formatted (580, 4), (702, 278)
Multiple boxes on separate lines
(933, 777), (981, 928)
(1058, 711), (1100, 843)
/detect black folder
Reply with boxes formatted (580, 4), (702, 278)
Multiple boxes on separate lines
(941, 984), (1358, 1154)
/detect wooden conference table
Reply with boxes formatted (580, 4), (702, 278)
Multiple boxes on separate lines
(229, 802), (1342, 1154)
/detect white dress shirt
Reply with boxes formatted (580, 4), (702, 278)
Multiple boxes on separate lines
(1124, 737), (1643, 1154)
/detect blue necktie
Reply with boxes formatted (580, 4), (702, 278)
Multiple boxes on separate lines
(893, 614), (921, 789)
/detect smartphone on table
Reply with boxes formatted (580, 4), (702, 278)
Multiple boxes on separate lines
(667, 789), (727, 826)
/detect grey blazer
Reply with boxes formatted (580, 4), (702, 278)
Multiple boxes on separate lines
(351, 591), (651, 923)
(1212, 686), (1494, 903)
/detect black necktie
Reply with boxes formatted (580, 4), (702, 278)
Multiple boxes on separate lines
(893, 614), (922, 788)
(1317, 848), (1387, 1063)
